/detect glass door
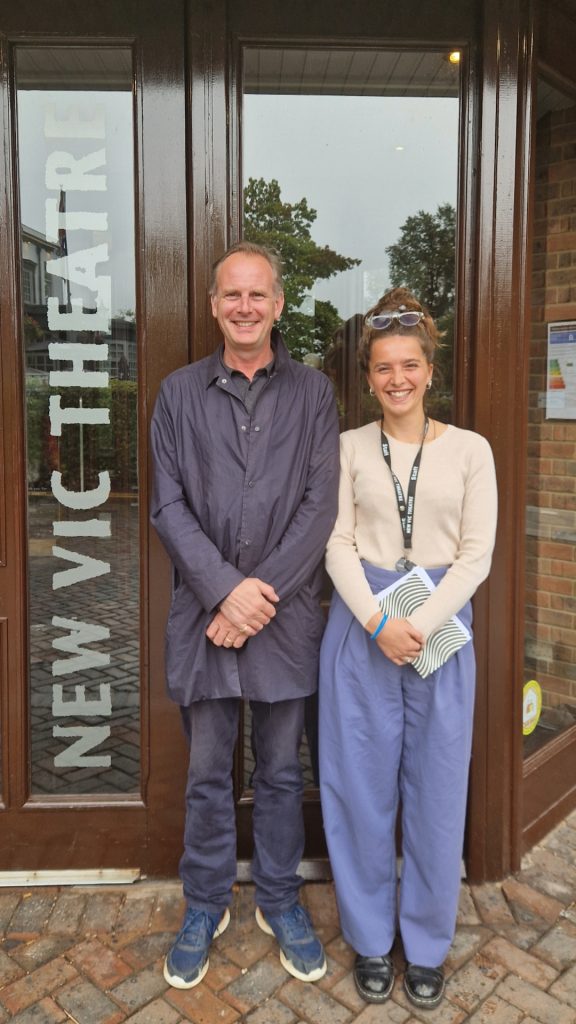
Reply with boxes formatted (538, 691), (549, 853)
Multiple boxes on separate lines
(0, 1), (189, 874)
(239, 43), (461, 858)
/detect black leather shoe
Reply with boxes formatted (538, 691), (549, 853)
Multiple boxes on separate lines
(404, 963), (445, 1009)
(354, 953), (394, 1003)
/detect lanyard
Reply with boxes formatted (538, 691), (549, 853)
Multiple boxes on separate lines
(380, 417), (428, 571)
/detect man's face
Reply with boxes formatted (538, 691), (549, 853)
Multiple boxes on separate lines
(211, 253), (284, 365)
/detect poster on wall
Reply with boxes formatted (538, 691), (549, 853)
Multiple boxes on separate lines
(546, 321), (576, 420)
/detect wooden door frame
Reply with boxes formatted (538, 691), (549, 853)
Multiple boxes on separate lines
(0, 0), (190, 874)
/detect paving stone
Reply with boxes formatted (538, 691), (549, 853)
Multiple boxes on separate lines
(0, 957), (78, 1015)
(502, 877), (564, 926)
(532, 919), (576, 969)
(520, 851), (576, 904)
(111, 961), (169, 1012)
(316, 950), (350, 992)
(469, 883), (516, 926)
(480, 934), (558, 988)
(324, 934), (355, 970)
(202, 949), (243, 992)
(219, 924), (272, 968)
(56, 976), (126, 1024)
(0, 893), (20, 932)
(393, 983), (468, 1023)
(150, 891), (186, 933)
(279, 977), (354, 1024)
(121, 931), (174, 968)
(445, 927), (491, 969)
(329, 969), (367, 1014)
(9, 997), (69, 1023)
(166, 982), (241, 1023)
(67, 937), (133, 988)
(115, 894), (155, 935)
(493, 921), (543, 950)
(0, 944), (25, 984)
(550, 963), (576, 1009)
(223, 955), (287, 1014)
(123, 998), (181, 1023)
(243, 997), (297, 1023)
(355, 1004), (411, 1023)
(46, 894), (86, 935)
(466, 994), (524, 1024)
(446, 952), (507, 1013)
(8, 894), (57, 938)
(456, 884), (480, 926)
(81, 893), (123, 936)
(495, 974), (576, 1023)
(9, 935), (75, 971)
(562, 902), (576, 926)
(301, 882), (340, 927)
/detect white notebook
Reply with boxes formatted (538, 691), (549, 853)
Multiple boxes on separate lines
(376, 566), (471, 678)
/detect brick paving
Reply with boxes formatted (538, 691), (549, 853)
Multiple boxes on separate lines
(0, 811), (575, 1023)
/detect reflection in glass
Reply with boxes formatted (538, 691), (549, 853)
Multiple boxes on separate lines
(524, 77), (576, 757)
(16, 48), (140, 794)
(242, 47), (460, 787)
(243, 48), (459, 431)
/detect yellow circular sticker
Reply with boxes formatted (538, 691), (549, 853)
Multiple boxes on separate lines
(523, 680), (542, 736)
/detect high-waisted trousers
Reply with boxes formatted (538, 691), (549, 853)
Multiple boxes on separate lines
(319, 564), (476, 967)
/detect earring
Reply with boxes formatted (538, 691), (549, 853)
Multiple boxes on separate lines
(426, 380), (432, 390)
(369, 387), (375, 396)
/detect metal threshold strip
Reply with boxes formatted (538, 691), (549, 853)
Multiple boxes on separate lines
(0, 869), (141, 887)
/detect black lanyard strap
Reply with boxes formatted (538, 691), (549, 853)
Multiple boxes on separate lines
(380, 417), (428, 554)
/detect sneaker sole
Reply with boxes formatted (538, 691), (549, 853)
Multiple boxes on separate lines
(163, 907), (231, 990)
(255, 906), (327, 983)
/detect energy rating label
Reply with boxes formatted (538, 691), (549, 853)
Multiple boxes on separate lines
(546, 321), (576, 419)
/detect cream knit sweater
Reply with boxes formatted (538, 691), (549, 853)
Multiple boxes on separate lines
(325, 421), (498, 639)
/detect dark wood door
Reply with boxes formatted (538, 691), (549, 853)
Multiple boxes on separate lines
(0, 0), (190, 874)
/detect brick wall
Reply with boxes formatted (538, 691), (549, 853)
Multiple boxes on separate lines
(525, 99), (576, 727)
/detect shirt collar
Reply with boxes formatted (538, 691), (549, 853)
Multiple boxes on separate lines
(204, 327), (289, 388)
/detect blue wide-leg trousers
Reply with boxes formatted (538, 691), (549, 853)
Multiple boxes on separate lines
(179, 697), (305, 915)
(319, 567), (476, 967)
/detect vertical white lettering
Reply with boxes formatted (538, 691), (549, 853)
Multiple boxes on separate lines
(49, 343), (109, 388)
(45, 149), (107, 191)
(51, 615), (111, 676)
(52, 547), (111, 590)
(51, 471), (111, 510)
(53, 726), (111, 767)
(49, 395), (109, 436)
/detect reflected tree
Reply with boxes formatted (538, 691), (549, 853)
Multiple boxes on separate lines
(386, 203), (456, 421)
(244, 177), (360, 361)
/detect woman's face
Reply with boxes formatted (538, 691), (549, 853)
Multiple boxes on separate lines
(366, 333), (432, 421)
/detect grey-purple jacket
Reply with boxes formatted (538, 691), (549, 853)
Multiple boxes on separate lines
(150, 331), (340, 704)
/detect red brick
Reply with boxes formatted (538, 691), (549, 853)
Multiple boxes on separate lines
(501, 877), (564, 924)
(166, 982), (241, 1023)
(0, 957), (78, 1015)
(466, 995), (524, 1024)
(55, 976), (125, 1024)
(80, 894), (122, 936)
(279, 978), (354, 1024)
(67, 937), (133, 988)
(480, 935), (558, 989)
(10, 996), (69, 1022)
(551, 962), (576, 1009)
(496, 974), (576, 1024)
(117, 999), (181, 1024)
(448, 953), (507, 1013)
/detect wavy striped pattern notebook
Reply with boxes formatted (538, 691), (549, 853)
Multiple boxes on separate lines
(376, 566), (471, 678)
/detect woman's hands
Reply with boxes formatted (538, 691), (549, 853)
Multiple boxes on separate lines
(365, 612), (424, 666)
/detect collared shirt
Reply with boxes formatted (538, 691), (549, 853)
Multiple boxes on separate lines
(221, 355), (274, 415)
(150, 330), (340, 704)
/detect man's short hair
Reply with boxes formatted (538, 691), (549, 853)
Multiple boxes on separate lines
(209, 241), (284, 297)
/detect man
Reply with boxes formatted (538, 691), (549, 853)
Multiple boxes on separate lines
(150, 242), (339, 990)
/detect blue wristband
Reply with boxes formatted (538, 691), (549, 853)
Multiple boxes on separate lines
(370, 612), (388, 640)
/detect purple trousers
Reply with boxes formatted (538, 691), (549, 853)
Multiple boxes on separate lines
(179, 697), (305, 915)
(319, 564), (476, 967)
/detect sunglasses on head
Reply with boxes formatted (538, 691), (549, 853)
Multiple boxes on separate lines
(365, 310), (424, 330)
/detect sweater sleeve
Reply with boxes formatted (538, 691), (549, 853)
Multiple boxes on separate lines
(324, 432), (382, 627)
(407, 434), (498, 638)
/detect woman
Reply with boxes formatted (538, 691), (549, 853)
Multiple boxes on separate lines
(319, 287), (497, 1009)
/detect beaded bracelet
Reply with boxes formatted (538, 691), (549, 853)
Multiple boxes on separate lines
(369, 612), (388, 640)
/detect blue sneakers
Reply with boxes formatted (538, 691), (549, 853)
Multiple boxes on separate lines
(255, 904), (327, 982)
(163, 906), (230, 989)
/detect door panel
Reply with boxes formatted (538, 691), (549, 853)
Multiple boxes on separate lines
(0, 0), (189, 873)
